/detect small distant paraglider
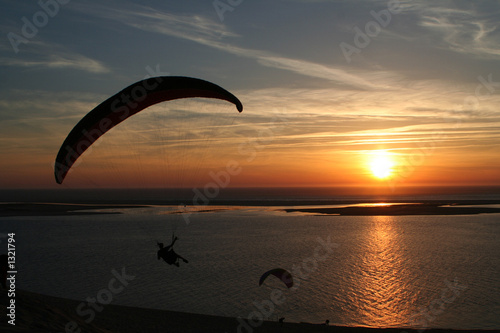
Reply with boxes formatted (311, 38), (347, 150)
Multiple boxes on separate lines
(259, 268), (293, 289)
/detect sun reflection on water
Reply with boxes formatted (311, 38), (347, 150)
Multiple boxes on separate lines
(350, 215), (417, 328)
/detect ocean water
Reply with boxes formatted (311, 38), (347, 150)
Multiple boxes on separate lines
(1, 204), (500, 330)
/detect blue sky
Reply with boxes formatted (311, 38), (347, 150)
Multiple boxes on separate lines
(1, 0), (500, 188)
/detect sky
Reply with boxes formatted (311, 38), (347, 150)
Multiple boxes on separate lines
(1, 0), (499, 191)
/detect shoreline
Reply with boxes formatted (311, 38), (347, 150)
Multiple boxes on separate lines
(0, 203), (149, 217)
(1, 289), (496, 333)
(1, 201), (500, 217)
(284, 203), (500, 216)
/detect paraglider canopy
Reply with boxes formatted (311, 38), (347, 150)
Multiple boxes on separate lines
(54, 76), (243, 184)
(259, 268), (293, 289)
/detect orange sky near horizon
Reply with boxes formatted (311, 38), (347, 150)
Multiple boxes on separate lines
(3, 131), (498, 191)
(1, 2), (500, 192)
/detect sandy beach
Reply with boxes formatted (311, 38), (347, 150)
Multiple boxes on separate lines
(284, 203), (500, 216)
(2, 201), (500, 218)
(1, 289), (497, 333)
(0, 203), (147, 217)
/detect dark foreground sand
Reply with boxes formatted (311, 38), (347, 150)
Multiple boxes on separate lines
(1, 289), (496, 333)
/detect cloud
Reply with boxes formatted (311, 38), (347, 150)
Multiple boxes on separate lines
(230, 79), (500, 157)
(0, 53), (108, 73)
(74, 3), (403, 90)
(127, 9), (239, 40)
(408, 2), (500, 59)
(72, 3), (237, 41)
(0, 41), (109, 73)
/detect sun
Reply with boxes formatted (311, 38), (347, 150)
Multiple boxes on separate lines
(369, 150), (395, 179)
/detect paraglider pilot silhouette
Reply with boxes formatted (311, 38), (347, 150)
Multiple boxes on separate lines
(157, 235), (188, 267)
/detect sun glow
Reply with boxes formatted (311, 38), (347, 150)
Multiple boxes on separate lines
(369, 150), (395, 179)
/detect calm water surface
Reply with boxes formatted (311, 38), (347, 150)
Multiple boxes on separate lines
(1, 206), (499, 329)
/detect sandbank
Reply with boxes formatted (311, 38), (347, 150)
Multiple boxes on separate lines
(284, 203), (500, 216)
(0, 203), (146, 217)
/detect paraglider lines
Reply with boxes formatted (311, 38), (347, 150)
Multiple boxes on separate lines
(54, 76), (242, 184)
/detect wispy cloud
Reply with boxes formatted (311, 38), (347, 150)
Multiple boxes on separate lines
(0, 53), (108, 73)
(407, 2), (500, 59)
(75, 3), (403, 90)
(230, 79), (500, 158)
(128, 9), (239, 40)
(0, 41), (109, 73)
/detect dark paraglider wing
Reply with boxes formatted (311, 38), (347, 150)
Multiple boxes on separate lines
(54, 76), (243, 184)
(259, 268), (293, 289)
